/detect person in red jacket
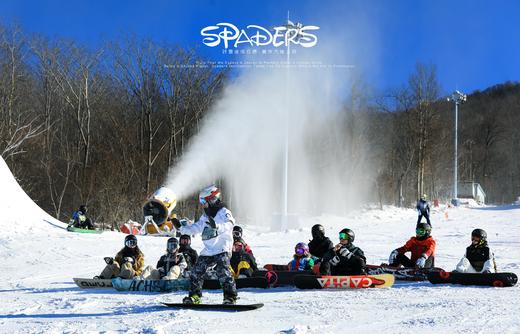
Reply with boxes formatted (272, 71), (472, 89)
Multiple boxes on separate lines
(388, 222), (436, 268)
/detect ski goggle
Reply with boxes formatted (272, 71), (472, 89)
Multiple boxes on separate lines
(125, 239), (137, 248)
(167, 241), (178, 252)
(233, 230), (242, 238)
(295, 247), (306, 255)
(339, 232), (349, 241)
(199, 197), (208, 205)
(416, 228), (428, 237)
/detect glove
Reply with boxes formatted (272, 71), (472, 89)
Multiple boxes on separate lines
(104, 257), (114, 265)
(158, 267), (166, 277)
(123, 257), (135, 265)
(179, 218), (190, 226)
(338, 247), (352, 259)
(330, 255), (341, 266)
(416, 254), (427, 268)
(389, 250), (398, 265)
(172, 218), (181, 229)
(207, 216), (216, 229)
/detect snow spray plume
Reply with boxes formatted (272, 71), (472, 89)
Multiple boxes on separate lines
(166, 14), (377, 223)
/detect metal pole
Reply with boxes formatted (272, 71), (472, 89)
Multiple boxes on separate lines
(281, 11), (290, 231)
(454, 101), (458, 199)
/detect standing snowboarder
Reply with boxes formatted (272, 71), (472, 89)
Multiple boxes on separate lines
(308, 224), (334, 261)
(416, 194), (431, 227)
(320, 228), (366, 276)
(389, 222), (436, 269)
(455, 228), (497, 273)
(173, 185), (237, 305)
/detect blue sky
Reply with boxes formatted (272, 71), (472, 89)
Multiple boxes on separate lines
(1, 0), (519, 95)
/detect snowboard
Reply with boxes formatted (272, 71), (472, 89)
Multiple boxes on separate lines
(203, 276), (268, 289)
(162, 302), (264, 312)
(427, 271), (518, 287)
(294, 274), (395, 289)
(67, 226), (102, 234)
(73, 277), (113, 289)
(253, 270), (315, 287)
(112, 277), (190, 292)
(263, 264), (290, 271)
(366, 264), (444, 281)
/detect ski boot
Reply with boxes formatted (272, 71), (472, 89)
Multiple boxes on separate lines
(222, 296), (237, 305)
(182, 294), (201, 305)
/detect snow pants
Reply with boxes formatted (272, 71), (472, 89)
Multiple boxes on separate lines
(140, 265), (181, 280)
(416, 213), (431, 227)
(320, 256), (366, 276)
(188, 252), (237, 299)
(99, 262), (136, 279)
(392, 253), (434, 268)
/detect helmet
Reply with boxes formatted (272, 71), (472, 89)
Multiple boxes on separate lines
(471, 228), (487, 244)
(233, 225), (243, 238)
(79, 205), (87, 214)
(167, 237), (179, 253)
(124, 234), (137, 248)
(294, 242), (309, 256)
(199, 185), (221, 206)
(311, 224), (325, 240)
(179, 234), (191, 246)
(421, 194), (428, 201)
(416, 223), (432, 238)
(339, 228), (355, 243)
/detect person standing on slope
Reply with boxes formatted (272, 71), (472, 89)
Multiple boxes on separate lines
(389, 222), (436, 269)
(416, 194), (431, 227)
(173, 185), (237, 305)
(455, 228), (497, 273)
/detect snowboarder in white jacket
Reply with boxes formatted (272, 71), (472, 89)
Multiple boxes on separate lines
(173, 185), (237, 305)
(455, 228), (497, 273)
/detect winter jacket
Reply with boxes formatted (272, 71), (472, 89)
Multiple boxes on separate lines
(396, 236), (436, 262)
(179, 207), (235, 256)
(114, 248), (145, 276)
(308, 237), (334, 259)
(456, 243), (497, 273)
(230, 249), (258, 278)
(416, 199), (430, 215)
(179, 246), (198, 270)
(288, 255), (315, 271)
(156, 252), (188, 277)
(322, 243), (366, 268)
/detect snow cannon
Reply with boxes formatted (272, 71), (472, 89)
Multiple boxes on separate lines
(142, 187), (177, 234)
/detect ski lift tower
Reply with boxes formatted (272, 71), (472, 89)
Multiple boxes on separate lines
(447, 90), (467, 206)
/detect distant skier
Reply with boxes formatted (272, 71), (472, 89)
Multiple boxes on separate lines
(455, 229), (497, 273)
(320, 228), (366, 276)
(98, 235), (144, 279)
(389, 222), (436, 269)
(230, 238), (258, 278)
(288, 242), (315, 271)
(69, 205), (95, 230)
(172, 185), (237, 305)
(179, 234), (198, 271)
(141, 237), (188, 279)
(416, 194), (431, 227)
(232, 225), (254, 255)
(308, 224), (334, 261)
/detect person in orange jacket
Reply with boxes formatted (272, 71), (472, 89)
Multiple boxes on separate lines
(388, 222), (436, 268)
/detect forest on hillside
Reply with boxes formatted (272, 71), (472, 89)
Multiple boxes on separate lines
(1, 24), (519, 228)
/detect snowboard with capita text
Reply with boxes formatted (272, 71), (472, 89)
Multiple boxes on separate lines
(366, 264), (444, 281)
(427, 271), (518, 287)
(252, 270), (315, 287)
(162, 302), (264, 311)
(112, 277), (190, 292)
(73, 277), (113, 289)
(294, 274), (395, 289)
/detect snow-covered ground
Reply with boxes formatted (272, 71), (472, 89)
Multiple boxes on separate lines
(1, 156), (519, 334)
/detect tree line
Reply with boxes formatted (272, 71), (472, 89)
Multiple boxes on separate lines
(1, 23), (518, 228)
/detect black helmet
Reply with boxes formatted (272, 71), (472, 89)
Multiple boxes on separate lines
(233, 225), (243, 238)
(471, 228), (487, 243)
(416, 223), (432, 238)
(339, 228), (355, 243)
(311, 224), (325, 240)
(167, 237), (179, 253)
(124, 234), (137, 248)
(79, 205), (87, 214)
(179, 234), (191, 246)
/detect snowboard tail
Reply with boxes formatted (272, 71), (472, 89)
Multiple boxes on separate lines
(294, 274), (395, 289)
(427, 271), (517, 287)
(73, 277), (113, 289)
(162, 302), (264, 311)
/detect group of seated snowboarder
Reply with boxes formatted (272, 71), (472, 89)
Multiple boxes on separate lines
(95, 219), (496, 281)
